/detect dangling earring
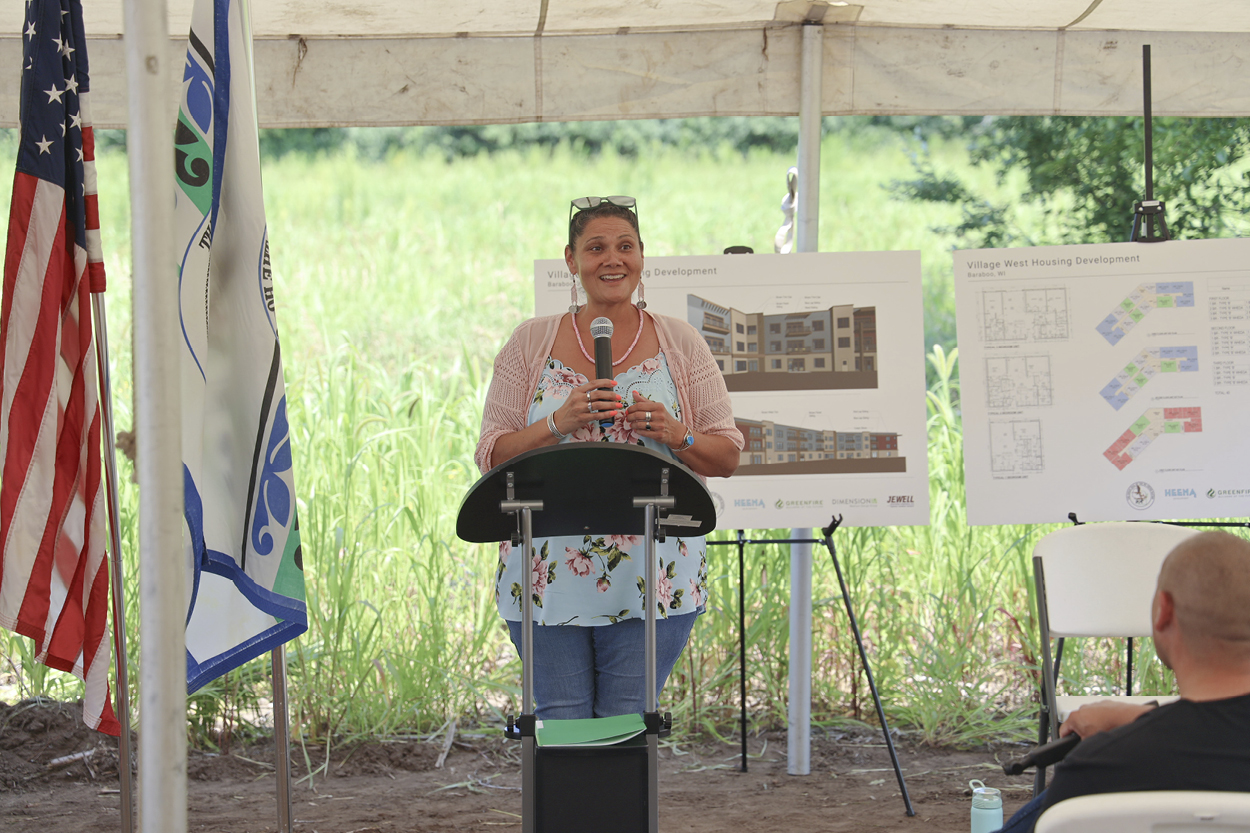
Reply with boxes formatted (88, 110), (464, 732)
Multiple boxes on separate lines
(635, 280), (647, 310)
(569, 275), (581, 314)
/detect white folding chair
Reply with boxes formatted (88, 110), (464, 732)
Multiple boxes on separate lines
(1032, 522), (1199, 789)
(1035, 791), (1250, 833)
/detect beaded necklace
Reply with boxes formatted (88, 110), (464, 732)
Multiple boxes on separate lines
(571, 307), (645, 368)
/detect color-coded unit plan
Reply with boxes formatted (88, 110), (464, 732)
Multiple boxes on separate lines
(1096, 282), (1195, 346)
(1099, 346), (1199, 410)
(1103, 407), (1203, 470)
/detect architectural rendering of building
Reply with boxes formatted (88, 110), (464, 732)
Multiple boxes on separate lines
(687, 295), (878, 391)
(736, 417), (900, 471)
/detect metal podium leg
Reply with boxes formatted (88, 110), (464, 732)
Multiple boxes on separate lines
(821, 531), (915, 817)
(502, 501), (540, 833)
(644, 502), (659, 833)
(521, 507), (534, 716)
(644, 503), (657, 714)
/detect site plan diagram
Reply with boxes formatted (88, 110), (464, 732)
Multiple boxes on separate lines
(537, 251), (931, 528)
(955, 238), (1250, 525)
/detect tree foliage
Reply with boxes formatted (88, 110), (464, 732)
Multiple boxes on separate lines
(891, 116), (1250, 246)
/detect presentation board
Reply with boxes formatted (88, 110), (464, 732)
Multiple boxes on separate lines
(535, 252), (931, 528)
(954, 237), (1250, 525)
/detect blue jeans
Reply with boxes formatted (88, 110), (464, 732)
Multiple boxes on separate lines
(997, 790), (1048, 833)
(507, 613), (697, 720)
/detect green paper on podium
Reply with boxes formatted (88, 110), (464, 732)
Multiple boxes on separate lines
(535, 714), (647, 747)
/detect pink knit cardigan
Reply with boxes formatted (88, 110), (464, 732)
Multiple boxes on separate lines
(475, 310), (744, 474)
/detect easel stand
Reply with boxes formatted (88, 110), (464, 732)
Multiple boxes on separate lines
(457, 444), (716, 833)
(1129, 45), (1170, 244)
(708, 516), (914, 816)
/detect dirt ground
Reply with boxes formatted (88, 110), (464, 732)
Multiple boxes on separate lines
(1, 700), (1039, 832)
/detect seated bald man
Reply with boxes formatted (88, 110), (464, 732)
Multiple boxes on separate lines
(999, 530), (1250, 833)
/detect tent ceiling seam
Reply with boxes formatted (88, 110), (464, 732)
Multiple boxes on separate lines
(536, 0), (549, 34)
(1064, 0), (1107, 29)
(1053, 28), (1065, 114)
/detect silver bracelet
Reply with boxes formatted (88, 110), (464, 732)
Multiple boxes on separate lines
(546, 411), (568, 440)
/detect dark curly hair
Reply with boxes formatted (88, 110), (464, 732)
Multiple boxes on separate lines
(567, 202), (642, 250)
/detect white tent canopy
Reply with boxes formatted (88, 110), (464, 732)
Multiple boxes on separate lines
(3, 1), (1250, 129)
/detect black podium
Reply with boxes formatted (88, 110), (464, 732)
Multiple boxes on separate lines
(457, 444), (716, 833)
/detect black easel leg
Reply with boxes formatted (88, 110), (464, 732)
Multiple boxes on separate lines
(821, 525), (915, 816)
(1126, 637), (1133, 696)
(1032, 705), (1048, 795)
(737, 529), (748, 773)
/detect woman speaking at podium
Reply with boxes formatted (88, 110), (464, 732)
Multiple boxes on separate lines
(475, 196), (743, 720)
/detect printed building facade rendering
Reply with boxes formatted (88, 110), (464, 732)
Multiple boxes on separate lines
(735, 418), (905, 475)
(687, 295), (878, 391)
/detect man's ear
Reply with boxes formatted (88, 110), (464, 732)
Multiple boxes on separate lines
(1153, 589), (1176, 635)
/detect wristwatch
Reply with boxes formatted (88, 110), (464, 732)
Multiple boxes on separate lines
(674, 426), (694, 452)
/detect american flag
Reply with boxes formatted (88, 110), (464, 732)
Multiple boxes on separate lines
(0, 0), (118, 735)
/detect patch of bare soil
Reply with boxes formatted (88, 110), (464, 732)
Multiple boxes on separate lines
(1, 700), (1038, 832)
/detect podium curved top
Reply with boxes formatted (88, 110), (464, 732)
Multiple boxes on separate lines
(456, 443), (717, 543)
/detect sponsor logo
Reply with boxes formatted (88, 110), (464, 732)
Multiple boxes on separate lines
(830, 497), (879, 506)
(1163, 487), (1197, 499)
(733, 498), (766, 509)
(711, 491), (726, 517)
(886, 495), (915, 506)
(774, 498), (825, 510)
(1126, 481), (1155, 510)
(1207, 487), (1250, 499)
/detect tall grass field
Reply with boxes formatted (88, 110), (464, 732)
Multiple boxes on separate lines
(0, 124), (1189, 749)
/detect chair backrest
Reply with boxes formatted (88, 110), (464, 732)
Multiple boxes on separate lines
(1034, 522), (1200, 638)
(1035, 791), (1250, 833)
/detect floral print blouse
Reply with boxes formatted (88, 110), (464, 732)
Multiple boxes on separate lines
(494, 352), (708, 625)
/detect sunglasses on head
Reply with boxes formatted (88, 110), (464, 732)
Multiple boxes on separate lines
(568, 196), (639, 244)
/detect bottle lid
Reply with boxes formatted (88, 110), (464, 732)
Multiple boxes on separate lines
(969, 780), (1003, 809)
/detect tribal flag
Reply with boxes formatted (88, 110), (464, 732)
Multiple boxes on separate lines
(176, 0), (306, 691)
(1, 0), (118, 734)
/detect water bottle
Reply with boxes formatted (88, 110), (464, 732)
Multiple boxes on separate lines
(969, 779), (1004, 833)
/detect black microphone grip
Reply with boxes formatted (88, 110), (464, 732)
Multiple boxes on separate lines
(1001, 732), (1081, 776)
(593, 335), (615, 429)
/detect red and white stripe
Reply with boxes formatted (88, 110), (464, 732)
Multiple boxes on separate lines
(0, 91), (117, 735)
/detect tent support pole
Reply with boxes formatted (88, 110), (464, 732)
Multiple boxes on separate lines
(92, 295), (134, 833)
(796, 22), (823, 253)
(122, 1), (186, 832)
(787, 533), (813, 775)
(788, 20), (823, 777)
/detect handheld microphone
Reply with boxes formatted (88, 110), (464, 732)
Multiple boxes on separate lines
(590, 317), (615, 429)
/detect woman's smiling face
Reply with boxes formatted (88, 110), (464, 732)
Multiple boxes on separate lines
(565, 215), (644, 308)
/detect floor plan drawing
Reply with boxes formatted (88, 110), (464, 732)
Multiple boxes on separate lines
(989, 419), (1044, 475)
(1096, 282), (1195, 346)
(981, 288), (1069, 343)
(1099, 346), (1199, 410)
(956, 239), (1250, 524)
(1103, 407), (1203, 470)
(986, 356), (1052, 408)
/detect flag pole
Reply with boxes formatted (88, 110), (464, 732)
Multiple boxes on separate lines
(91, 293), (135, 833)
(122, 0), (186, 831)
(273, 645), (293, 832)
